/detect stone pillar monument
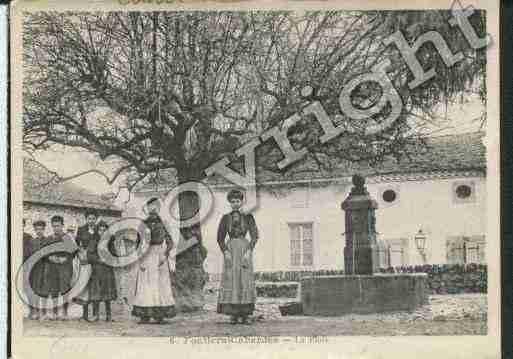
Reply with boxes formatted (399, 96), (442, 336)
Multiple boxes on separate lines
(299, 173), (429, 316)
(341, 174), (379, 275)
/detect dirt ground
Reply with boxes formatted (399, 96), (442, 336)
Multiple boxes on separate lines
(23, 293), (487, 337)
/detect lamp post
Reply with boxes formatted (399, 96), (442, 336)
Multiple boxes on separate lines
(414, 229), (428, 264)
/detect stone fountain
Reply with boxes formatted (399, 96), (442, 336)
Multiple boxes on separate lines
(300, 174), (429, 316)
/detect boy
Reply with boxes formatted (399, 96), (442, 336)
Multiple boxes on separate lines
(25, 220), (47, 320)
(43, 215), (74, 320)
(73, 210), (98, 321)
(22, 219), (34, 319)
(22, 219), (33, 262)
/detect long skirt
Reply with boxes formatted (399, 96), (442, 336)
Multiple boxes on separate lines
(72, 270), (90, 305)
(111, 237), (138, 304)
(23, 258), (48, 309)
(131, 244), (176, 319)
(217, 237), (256, 316)
(39, 259), (74, 297)
(88, 263), (117, 302)
(72, 259), (91, 305)
(27, 259), (47, 298)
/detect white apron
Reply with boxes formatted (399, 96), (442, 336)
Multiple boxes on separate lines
(132, 243), (175, 307)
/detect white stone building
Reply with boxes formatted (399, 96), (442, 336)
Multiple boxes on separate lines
(128, 132), (486, 275)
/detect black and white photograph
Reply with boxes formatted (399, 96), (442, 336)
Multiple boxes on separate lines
(9, 0), (501, 358)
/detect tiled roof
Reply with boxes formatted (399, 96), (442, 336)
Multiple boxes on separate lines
(23, 159), (122, 213)
(136, 131), (487, 192)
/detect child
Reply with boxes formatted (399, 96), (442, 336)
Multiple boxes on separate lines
(42, 215), (74, 321)
(87, 220), (117, 322)
(23, 219), (35, 319)
(26, 220), (47, 320)
(73, 210), (98, 321)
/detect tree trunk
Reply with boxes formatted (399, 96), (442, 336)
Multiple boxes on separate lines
(171, 172), (209, 312)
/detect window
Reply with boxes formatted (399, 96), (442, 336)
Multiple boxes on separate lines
(452, 181), (476, 204)
(379, 186), (400, 207)
(382, 189), (397, 203)
(455, 184), (472, 199)
(446, 236), (485, 264)
(289, 222), (313, 266)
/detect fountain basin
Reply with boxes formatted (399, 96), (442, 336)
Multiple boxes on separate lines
(300, 273), (429, 316)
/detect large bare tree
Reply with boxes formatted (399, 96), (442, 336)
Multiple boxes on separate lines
(23, 10), (486, 310)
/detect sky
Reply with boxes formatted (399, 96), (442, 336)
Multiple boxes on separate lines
(29, 95), (486, 204)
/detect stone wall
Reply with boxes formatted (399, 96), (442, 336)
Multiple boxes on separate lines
(378, 264), (487, 294)
(254, 270), (345, 283)
(253, 264), (487, 296)
(255, 282), (298, 298)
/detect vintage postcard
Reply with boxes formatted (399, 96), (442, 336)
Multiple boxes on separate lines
(9, 0), (501, 358)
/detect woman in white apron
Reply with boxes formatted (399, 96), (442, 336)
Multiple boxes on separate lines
(132, 198), (176, 324)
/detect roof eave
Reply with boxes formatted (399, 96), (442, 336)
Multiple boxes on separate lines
(133, 168), (486, 194)
(23, 199), (123, 214)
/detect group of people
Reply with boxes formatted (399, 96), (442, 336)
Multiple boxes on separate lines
(23, 212), (118, 322)
(22, 189), (260, 325)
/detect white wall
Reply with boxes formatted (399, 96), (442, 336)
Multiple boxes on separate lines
(127, 174), (486, 274)
(368, 176), (486, 266)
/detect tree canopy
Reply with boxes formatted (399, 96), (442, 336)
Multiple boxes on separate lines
(23, 10), (486, 193)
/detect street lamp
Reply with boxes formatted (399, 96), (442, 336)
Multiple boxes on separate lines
(414, 229), (428, 264)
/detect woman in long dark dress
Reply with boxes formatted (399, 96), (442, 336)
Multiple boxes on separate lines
(87, 220), (118, 322)
(217, 189), (259, 324)
(40, 215), (74, 321)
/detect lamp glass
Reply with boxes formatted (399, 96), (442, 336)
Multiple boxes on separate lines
(415, 231), (427, 250)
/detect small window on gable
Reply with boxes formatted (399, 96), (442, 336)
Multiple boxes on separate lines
(456, 184), (472, 199)
(379, 186), (400, 207)
(382, 189), (397, 203)
(453, 181), (476, 204)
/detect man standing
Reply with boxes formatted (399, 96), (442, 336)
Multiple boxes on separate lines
(73, 210), (98, 321)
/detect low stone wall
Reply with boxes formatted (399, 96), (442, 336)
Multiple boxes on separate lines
(254, 270), (345, 283)
(379, 264), (487, 294)
(253, 264), (487, 296)
(255, 282), (298, 298)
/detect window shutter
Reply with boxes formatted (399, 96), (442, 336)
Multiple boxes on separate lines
(446, 236), (465, 264)
(471, 235), (486, 264)
(289, 224), (301, 266)
(400, 238), (409, 265)
(302, 223), (313, 266)
(288, 222), (314, 267)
